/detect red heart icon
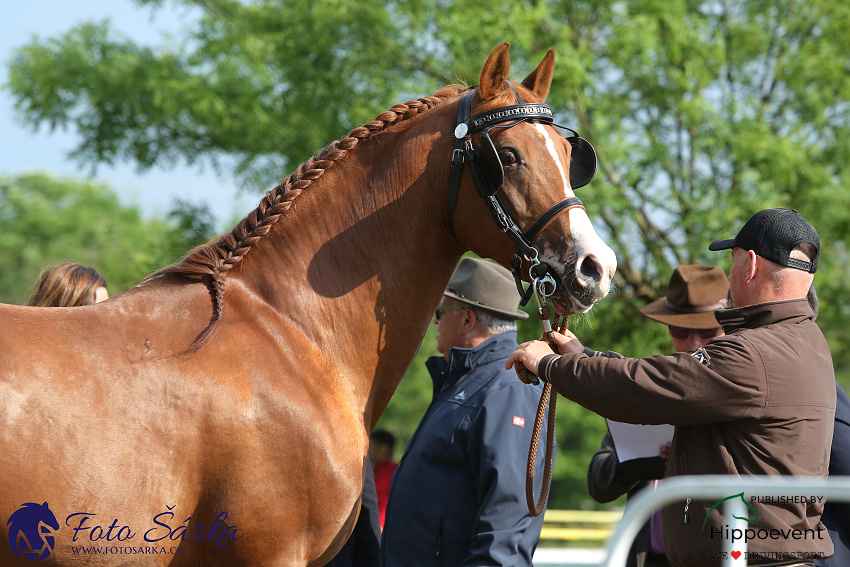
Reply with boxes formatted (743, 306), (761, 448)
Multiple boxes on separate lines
(731, 551), (741, 559)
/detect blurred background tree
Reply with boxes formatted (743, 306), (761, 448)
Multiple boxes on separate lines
(5, 0), (850, 508)
(0, 173), (216, 303)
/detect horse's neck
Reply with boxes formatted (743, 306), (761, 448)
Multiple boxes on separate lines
(233, 110), (463, 424)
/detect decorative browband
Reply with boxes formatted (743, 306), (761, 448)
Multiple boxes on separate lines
(468, 104), (553, 132)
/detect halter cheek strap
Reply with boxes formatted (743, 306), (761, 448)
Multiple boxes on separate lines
(446, 91), (472, 232)
(524, 197), (584, 244)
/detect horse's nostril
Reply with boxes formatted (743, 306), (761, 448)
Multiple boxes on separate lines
(579, 255), (601, 281)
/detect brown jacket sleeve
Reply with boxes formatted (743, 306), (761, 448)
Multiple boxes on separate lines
(545, 335), (768, 426)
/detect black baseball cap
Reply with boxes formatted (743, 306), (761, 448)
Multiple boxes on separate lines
(708, 208), (819, 273)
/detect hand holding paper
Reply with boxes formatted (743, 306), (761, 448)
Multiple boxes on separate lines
(605, 419), (674, 463)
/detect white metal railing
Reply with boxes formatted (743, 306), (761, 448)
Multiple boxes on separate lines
(601, 475), (850, 567)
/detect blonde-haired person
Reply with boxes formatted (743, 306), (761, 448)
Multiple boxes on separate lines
(28, 262), (108, 307)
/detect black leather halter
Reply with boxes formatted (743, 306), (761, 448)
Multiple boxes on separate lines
(446, 86), (597, 304)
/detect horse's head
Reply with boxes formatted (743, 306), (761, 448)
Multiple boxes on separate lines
(450, 43), (616, 315)
(6, 501), (59, 560)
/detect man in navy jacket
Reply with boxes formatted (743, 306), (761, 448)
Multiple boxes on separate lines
(815, 382), (850, 567)
(380, 257), (551, 566)
(806, 284), (850, 567)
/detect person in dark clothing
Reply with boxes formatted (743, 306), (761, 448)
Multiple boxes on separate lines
(815, 382), (850, 567)
(588, 265), (729, 567)
(809, 283), (850, 567)
(368, 429), (398, 529)
(380, 257), (551, 567)
(508, 209), (835, 567)
(324, 464), (381, 567)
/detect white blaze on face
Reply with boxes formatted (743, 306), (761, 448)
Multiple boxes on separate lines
(533, 123), (572, 199)
(532, 124), (617, 304)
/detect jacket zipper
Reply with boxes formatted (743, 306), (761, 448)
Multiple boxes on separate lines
(681, 450), (691, 524)
(436, 516), (444, 564)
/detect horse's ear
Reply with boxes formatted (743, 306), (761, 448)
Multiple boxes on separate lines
(521, 48), (555, 101)
(479, 42), (512, 101)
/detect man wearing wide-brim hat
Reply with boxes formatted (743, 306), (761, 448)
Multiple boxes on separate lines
(639, 264), (729, 353)
(508, 208), (836, 567)
(381, 257), (550, 567)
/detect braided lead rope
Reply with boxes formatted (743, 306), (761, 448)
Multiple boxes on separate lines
(525, 316), (568, 517)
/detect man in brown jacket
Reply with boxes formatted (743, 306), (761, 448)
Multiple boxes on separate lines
(507, 209), (836, 567)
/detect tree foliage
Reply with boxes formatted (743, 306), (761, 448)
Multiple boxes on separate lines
(0, 173), (216, 304)
(6, 0), (850, 508)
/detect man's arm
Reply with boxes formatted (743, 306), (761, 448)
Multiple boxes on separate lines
(509, 334), (767, 426)
(588, 431), (634, 503)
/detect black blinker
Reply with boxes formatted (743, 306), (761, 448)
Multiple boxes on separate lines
(473, 131), (504, 195)
(567, 136), (597, 189)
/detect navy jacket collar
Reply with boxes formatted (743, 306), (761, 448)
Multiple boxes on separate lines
(425, 331), (518, 395)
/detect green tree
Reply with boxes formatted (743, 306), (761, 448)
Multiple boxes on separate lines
(6, 0), (850, 507)
(167, 198), (218, 253)
(0, 173), (216, 304)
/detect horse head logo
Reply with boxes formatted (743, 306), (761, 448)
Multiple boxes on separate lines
(702, 492), (759, 530)
(7, 502), (60, 560)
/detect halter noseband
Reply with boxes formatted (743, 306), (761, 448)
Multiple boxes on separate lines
(446, 85), (597, 305)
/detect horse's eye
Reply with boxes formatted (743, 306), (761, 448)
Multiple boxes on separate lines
(498, 150), (518, 166)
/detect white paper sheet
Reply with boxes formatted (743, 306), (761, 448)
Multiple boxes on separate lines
(605, 419), (675, 463)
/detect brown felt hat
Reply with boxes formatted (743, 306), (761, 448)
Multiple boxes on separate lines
(443, 257), (529, 321)
(639, 265), (729, 329)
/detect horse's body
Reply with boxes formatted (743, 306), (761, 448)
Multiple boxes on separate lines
(0, 43), (616, 565)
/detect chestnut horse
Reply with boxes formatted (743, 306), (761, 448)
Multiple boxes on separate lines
(0, 43), (616, 566)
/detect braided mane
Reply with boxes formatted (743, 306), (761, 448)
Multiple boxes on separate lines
(155, 84), (466, 353)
